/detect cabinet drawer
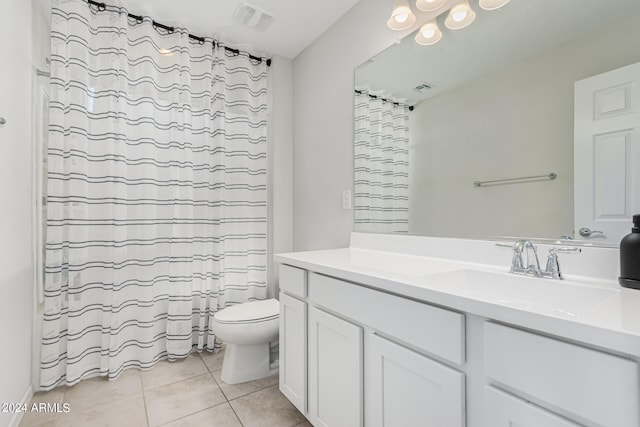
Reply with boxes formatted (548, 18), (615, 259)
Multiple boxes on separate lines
(484, 322), (639, 427)
(279, 264), (307, 298)
(485, 386), (580, 427)
(309, 272), (465, 365)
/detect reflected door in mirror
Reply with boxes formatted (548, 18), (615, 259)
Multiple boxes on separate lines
(574, 62), (640, 243)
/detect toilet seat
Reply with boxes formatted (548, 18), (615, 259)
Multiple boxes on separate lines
(214, 298), (279, 324)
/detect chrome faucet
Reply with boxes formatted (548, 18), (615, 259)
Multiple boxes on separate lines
(502, 240), (581, 279)
(510, 239), (542, 276)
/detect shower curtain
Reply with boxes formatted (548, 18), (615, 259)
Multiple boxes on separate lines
(40, 0), (269, 389)
(354, 91), (410, 233)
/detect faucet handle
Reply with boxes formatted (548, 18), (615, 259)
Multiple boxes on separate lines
(512, 240), (531, 273)
(511, 251), (524, 273)
(544, 247), (582, 279)
(550, 246), (582, 253)
(495, 242), (525, 273)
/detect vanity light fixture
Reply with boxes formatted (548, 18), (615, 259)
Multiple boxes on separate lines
(415, 0), (447, 12)
(387, 0), (417, 31)
(445, 0), (476, 30)
(387, 0), (507, 45)
(479, 0), (511, 10)
(415, 21), (442, 45)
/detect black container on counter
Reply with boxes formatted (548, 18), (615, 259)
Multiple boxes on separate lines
(619, 214), (640, 289)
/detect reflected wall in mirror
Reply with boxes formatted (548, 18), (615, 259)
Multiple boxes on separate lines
(354, 0), (640, 246)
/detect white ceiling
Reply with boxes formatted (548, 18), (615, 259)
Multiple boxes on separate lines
(118, 0), (361, 59)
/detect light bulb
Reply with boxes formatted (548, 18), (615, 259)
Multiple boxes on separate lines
(415, 21), (442, 46)
(387, 0), (416, 31)
(452, 8), (467, 22)
(422, 28), (436, 38)
(445, 0), (475, 30)
(395, 13), (409, 24)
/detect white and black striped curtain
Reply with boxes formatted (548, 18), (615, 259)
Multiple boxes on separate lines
(41, 0), (268, 390)
(354, 92), (410, 233)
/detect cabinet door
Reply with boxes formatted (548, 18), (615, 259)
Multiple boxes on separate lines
(365, 334), (465, 427)
(485, 386), (581, 427)
(309, 307), (363, 427)
(279, 292), (307, 413)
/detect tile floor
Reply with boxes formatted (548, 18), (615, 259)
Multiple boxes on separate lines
(19, 350), (310, 427)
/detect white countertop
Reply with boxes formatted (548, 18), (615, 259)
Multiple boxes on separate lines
(275, 246), (640, 358)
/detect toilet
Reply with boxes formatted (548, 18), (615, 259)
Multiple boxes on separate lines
(212, 298), (280, 384)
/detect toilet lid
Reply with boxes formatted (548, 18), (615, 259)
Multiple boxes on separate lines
(215, 298), (280, 324)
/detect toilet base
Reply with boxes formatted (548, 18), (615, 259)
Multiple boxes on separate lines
(220, 342), (278, 384)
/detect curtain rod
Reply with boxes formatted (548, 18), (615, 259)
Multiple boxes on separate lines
(85, 0), (272, 67)
(355, 90), (414, 111)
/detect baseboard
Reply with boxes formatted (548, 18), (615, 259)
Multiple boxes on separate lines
(8, 385), (33, 427)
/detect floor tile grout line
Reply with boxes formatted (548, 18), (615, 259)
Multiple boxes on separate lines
(141, 354), (211, 393)
(226, 397), (245, 427)
(140, 372), (151, 427)
(226, 384), (300, 427)
(198, 352), (230, 403)
(215, 373), (282, 404)
(198, 351), (218, 377)
(145, 354), (232, 427)
(209, 368), (233, 403)
(202, 352), (281, 403)
(156, 352), (243, 426)
(198, 351), (269, 426)
(198, 349), (226, 378)
(142, 370), (213, 394)
(154, 401), (230, 427)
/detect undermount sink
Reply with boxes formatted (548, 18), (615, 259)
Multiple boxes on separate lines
(422, 269), (618, 317)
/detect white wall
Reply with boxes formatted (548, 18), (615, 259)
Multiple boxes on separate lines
(409, 15), (640, 240)
(268, 55), (294, 292)
(292, 0), (459, 251)
(0, 1), (38, 425)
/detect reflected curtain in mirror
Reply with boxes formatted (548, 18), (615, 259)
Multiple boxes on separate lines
(354, 91), (410, 233)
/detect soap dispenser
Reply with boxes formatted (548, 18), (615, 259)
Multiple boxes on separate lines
(619, 214), (640, 289)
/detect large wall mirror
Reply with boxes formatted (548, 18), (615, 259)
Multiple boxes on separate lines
(354, 0), (640, 246)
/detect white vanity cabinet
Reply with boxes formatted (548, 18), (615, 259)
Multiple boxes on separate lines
(278, 264), (466, 426)
(278, 261), (640, 427)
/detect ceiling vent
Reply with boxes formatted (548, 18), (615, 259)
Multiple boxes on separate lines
(232, 3), (275, 32)
(413, 83), (435, 93)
